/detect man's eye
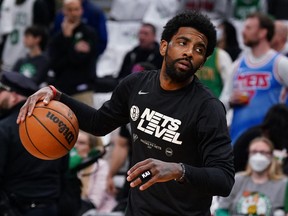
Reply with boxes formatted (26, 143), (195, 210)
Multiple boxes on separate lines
(179, 42), (186, 46)
(195, 47), (204, 54)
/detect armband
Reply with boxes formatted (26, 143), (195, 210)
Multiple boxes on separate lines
(48, 85), (61, 100)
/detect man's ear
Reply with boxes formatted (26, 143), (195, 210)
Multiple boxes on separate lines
(259, 28), (268, 40)
(160, 40), (167, 56)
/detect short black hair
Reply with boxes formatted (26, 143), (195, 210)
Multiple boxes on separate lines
(161, 10), (216, 58)
(24, 25), (48, 51)
(246, 12), (275, 42)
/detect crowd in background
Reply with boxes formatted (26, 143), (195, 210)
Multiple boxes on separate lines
(1, 0), (288, 215)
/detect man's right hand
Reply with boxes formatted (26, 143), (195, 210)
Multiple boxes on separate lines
(16, 86), (55, 124)
(61, 18), (77, 37)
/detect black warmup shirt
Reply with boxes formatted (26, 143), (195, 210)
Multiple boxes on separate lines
(61, 70), (235, 216)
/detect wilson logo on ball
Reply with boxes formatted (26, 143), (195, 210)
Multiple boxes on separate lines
(46, 111), (75, 144)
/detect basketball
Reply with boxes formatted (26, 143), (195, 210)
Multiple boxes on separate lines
(19, 100), (79, 160)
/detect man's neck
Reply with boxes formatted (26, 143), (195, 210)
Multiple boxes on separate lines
(159, 70), (194, 91)
(29, 47), (42, 57)
(251, 41), (271, 57)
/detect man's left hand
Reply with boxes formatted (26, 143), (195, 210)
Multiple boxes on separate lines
(127, 158), (182, 191)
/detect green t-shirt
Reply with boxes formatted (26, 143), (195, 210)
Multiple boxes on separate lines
(196, 48), (223, 98)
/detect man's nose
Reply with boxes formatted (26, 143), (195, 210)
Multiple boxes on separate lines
(183, 47), (193, 58)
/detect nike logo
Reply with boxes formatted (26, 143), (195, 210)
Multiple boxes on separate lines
(138, 90), (149, 95)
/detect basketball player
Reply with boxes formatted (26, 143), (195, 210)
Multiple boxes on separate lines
(18, 11), (235, 216)
(0, 72), (67, 216)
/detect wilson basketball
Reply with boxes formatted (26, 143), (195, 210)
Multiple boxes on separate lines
(19, 100), (79, 160)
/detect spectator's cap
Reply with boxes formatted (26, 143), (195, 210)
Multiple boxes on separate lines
(0, 71), (38, 97)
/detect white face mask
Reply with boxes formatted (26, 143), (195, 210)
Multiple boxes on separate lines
(249, 153), (271, 172)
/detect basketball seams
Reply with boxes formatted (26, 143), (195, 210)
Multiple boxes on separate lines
(32, 113), (70, 151)
(23, 119), (53, 159)
(35, 105), (78, 134)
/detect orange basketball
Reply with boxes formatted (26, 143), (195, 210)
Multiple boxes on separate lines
(19, 100), (79, 160)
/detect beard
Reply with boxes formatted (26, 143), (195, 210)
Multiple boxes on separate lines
(164, 51), (198, 83)
(243, 37), (260, 48)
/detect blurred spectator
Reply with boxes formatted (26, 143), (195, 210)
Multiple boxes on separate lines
(0, 0), (50, 71)
(13, 25), (49, 86)
(60, 130), (106, 216)
(217, 20), (242, 61)
(196, 47), (233, 98)
(267, 0), (288, 20)
(52, 0), (108, 57)
(72, 130), (117, 215)
(220, 12), (288, 144)
(179, 0), (230, 19)
(271, 20), (288, 56)
(0, 71), (68, 216)
(117, 23), (162, 81)
(233, 104), (288, 174)
(215, 137), (288, 216)
(230, 0), (267, 20)
(48, 0), (98, 107)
